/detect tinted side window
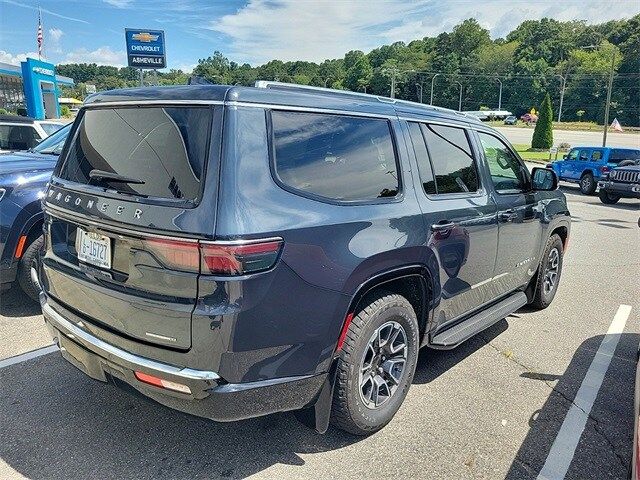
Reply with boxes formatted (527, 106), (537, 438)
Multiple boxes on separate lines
(407, 122), (436, 195)
(271, 111), (399, 201)
(591, 150), (603, 161)
(420, 124), (479, 194)
(478, 132), (527, 193)
(0, 125), (40, 150)
(566, 149), (579, 161)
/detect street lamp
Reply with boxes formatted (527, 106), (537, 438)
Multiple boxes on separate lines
(495, 77), (503, 110)
(455, 81), (463, 111)
(415, 82), (423, 103)
(323, 77), (332, 88)
(430, 73), (440, 105)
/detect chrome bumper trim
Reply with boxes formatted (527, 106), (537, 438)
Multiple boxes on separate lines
(42, 301), (220, 382)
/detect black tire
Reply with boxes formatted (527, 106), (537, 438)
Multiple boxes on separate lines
(579, 173), (596, 195)
(531, 234), (564, 310)
(17, 235), (43, 302)
(330, 292), (419, 435)
(599, 190), (621, 204)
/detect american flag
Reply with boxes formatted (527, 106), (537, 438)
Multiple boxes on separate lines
(610, 118), (623, 133)
(37, 8), (43, 59)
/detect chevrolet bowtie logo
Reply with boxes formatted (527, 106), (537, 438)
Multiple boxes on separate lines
(132, 32), (158, 43)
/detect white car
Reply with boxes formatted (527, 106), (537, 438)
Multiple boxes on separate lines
(0, 115), (65, 153)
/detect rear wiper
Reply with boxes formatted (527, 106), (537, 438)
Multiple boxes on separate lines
(89, 169), (145, 185)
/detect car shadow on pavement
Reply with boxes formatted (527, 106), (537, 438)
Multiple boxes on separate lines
(0, 286), (41, 318)
(505, 332), (638, 479)
(0, 318), (511, 479)
(413, 318), (509, 384)
(560, 185), (640, 212)
(0, 352), (362, 479)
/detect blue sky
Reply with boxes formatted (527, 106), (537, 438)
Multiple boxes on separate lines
(1, 0), (638, 71)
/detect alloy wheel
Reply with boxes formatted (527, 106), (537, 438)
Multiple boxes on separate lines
(359, 321), (408, 409)
(543, 248), (560, 295)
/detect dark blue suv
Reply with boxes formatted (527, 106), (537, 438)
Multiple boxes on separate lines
(0, 123), (70, 299)
(39, 83), (570, 435)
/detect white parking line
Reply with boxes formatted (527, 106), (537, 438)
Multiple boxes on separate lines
(0, 345), (58, 369)
(537, 304), (633, 480)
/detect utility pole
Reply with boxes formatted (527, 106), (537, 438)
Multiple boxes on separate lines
(495, 78), (503, 110)
(415, 83), (423, 103)
(390, 69), (397, 98)
(430, 73), (440, 105)
(556, 74), (567, 122)
(602, 51), (615, 147)
(455, 81), (463, 111)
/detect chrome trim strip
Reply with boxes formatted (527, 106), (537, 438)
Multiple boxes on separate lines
(226, 101), (397, 119)
(83, 100), (224, 108)
(45, 204), (283, 246)
(42, 302), (220, 381)
(44, 204), (200, 242)
(202, 236), (283, 246)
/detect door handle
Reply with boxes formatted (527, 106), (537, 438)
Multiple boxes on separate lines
(431, 221), (457, 232)
(498, 209), (518, 222)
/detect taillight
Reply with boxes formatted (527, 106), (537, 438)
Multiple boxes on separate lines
(140, 237), (283, 275)
(601, 165), (611, 174)
(142, 238), (200, 272)
(200, 240), (283, 275)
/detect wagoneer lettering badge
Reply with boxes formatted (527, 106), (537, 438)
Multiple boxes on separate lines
(46, 187), (143, 219)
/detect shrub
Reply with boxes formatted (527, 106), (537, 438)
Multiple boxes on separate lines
(532, 93), (553, 149)
(60, 105), (71, 117)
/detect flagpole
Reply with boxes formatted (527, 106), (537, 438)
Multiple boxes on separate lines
(37, 6), (43, 60)
(602, 50), (615, 147)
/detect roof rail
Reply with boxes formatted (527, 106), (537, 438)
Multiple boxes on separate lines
(254, 80), (479, 122)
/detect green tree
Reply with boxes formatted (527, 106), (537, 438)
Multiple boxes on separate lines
(344, 55), (373, 92)
(532, 93), (554, 149)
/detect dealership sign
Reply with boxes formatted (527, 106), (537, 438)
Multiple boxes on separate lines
(125, 29), (166, 69)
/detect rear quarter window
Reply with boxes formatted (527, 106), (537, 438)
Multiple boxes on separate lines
(270, 111), (399, 202)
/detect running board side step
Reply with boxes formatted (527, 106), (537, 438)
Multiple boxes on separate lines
(430, 292), (528, 349)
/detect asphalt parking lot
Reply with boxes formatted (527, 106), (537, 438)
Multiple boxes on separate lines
(1, 181), (639, 479)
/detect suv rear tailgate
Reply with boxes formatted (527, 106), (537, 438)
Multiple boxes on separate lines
(41, 104), (222, 350)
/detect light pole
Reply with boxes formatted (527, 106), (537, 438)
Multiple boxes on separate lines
(581, 45), (616, 146)
(455, 81), (463, 111)
(602, 51), (616, 147)
(323, 77), (332, 88)
(556, 74), (567, 122)
(495, 77), (503, 110)
(415, 82), (423, 103)
(430, 73), (440, 105)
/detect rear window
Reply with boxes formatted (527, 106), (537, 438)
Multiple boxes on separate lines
(271, 111), (399, 202)
(0, 125), (40, 150)
(57, 106), (212, 202)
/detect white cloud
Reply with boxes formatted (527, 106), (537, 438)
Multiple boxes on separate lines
(102, 0), (133, 7)
(209, 0), (640, 64)
(49, 28), (64, 42)
(0, 50), (39, 65)
(61, 46), (127, 67)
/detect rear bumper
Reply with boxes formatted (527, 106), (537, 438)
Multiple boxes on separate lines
(597, 180), (640, 198)
(41, 294), (327, 422)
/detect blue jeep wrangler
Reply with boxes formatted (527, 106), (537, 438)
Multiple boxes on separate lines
(40, 82), (570, 435)
(548, 146), (640, 195)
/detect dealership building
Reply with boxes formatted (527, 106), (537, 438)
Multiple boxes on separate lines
(0, 58), (74, 119)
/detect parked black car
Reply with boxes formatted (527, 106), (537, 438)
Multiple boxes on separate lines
(0, 123), (70, 298)
(597, 160), (640, 204)
(39, 83), (570, 435)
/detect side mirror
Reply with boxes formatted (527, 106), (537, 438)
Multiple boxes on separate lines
(531, 167), (558, 191)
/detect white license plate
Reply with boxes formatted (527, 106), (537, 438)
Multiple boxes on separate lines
(77, 228), (112, 269)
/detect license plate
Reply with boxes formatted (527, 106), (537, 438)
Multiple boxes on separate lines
(77, 228), (112, 269)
